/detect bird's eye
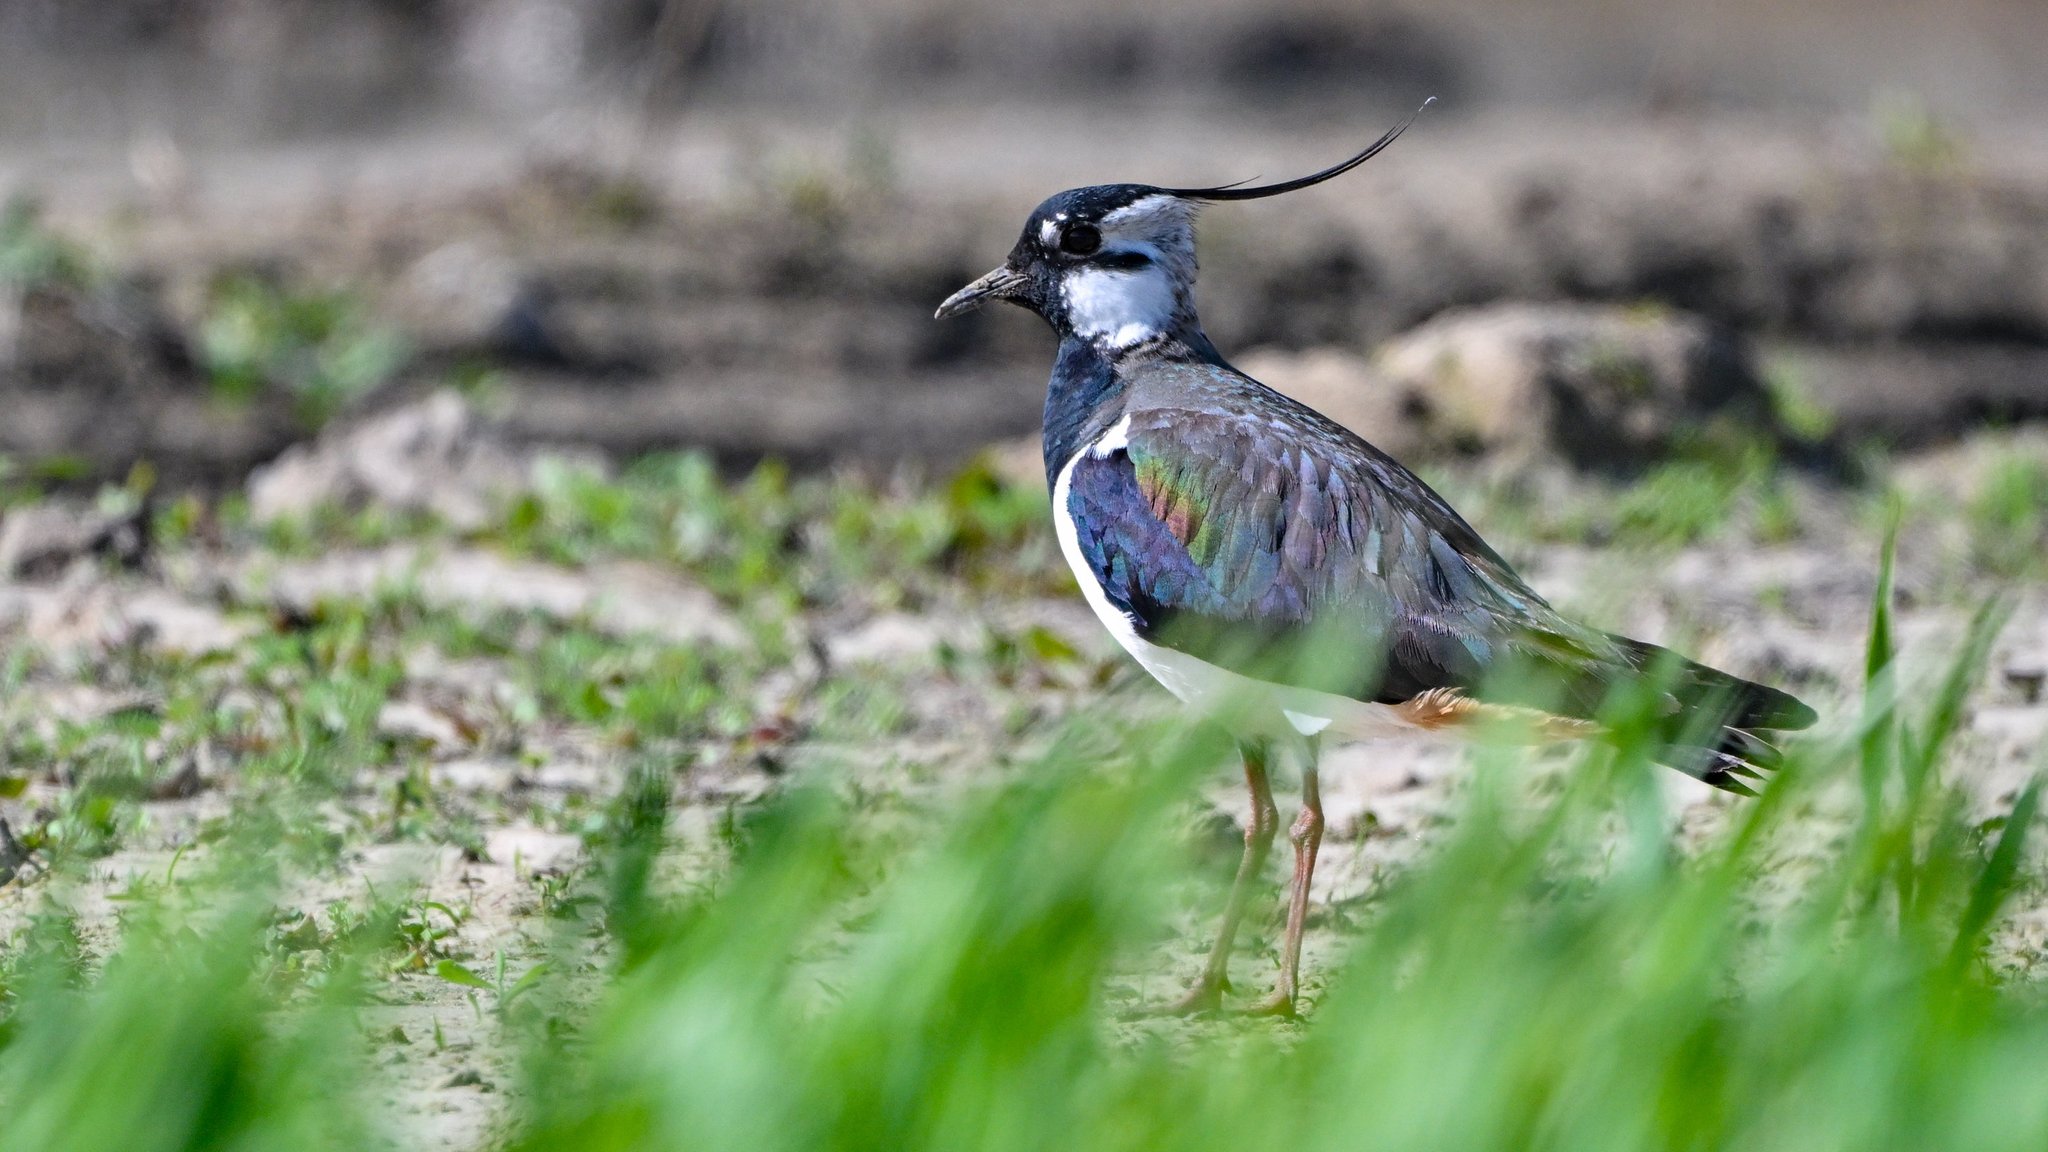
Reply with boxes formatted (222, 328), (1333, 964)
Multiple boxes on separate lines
(1059, 223), (1102, 256)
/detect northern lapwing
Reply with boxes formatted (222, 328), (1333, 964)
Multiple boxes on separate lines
(934, 104), (1816, 1017)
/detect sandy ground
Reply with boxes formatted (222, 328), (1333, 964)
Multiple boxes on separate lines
(0, 424), (2043, 1147)
(0, 47), (2042, 1139)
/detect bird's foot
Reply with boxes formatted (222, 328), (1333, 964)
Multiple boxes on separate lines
(1121, 974), (1229, 1019)
(1239, 990), (1299, 1019)
(1161, 977), (1228, 1017)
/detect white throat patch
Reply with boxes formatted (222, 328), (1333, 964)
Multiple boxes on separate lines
(1062, 264), (1177, 350)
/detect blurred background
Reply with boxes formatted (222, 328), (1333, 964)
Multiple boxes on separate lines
(2, 9), (2048, 1148)
(0, 0), (2044, 483)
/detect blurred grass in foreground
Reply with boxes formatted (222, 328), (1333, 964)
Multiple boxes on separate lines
(0, 521), (2042, 1151)
(507, 545), (2047, 1152)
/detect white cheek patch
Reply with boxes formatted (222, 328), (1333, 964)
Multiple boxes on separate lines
(1063, 263), (1177, 350)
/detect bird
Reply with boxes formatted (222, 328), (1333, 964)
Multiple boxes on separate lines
(932, 103), (1816, 1018)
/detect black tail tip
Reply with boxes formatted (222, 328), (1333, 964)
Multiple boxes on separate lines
(1788, 699), (1820, 730)
(1664, 735), (1790, 797)
(1723, 674), (1818, 733)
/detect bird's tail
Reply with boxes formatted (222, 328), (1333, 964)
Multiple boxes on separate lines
(1609, 636), (1817, 796)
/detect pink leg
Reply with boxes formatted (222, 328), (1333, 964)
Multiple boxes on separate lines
(1246, 760), (1323, 1018)
(1165, 743), (1279, 1015)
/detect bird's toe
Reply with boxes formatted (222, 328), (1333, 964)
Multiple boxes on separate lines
(1239, 990), (1300, 1019)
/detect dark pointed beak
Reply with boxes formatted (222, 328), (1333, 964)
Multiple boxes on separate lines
(935, 264), (1029, 319)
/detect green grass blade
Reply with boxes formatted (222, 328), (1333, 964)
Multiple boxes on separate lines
(1948, 776), (2043, 974)
(1901, 598), (2009, 805)
(1859, 508), (1900, 818)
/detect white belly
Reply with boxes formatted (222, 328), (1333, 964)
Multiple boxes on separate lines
(1050, 431), (1434, 748)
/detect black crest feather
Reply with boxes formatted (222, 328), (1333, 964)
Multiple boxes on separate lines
(1162, 97), (1435, 202)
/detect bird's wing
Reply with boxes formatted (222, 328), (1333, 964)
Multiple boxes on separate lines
(1066, 399), (1816, 791)
(1064, 406), (1625, 710)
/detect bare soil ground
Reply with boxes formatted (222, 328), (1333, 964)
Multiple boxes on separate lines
(0, 33), (2044, 1138)
(5, 106), (2048, 485)
(1, 404), (2043, 1146)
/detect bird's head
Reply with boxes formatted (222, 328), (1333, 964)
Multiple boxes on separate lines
(935, 100), (1432, 354)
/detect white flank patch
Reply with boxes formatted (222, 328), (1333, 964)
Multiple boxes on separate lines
(1282, 709), (1334, 736)
(1091, 413), (1132, 455)
(1062, 264), (1176, 350)
(1051, 430), (1434, 748)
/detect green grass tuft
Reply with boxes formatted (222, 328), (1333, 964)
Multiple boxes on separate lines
(0, 453), (2042, 1152)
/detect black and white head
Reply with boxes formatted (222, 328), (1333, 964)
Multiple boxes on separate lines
(935, 101), (1431, 354)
